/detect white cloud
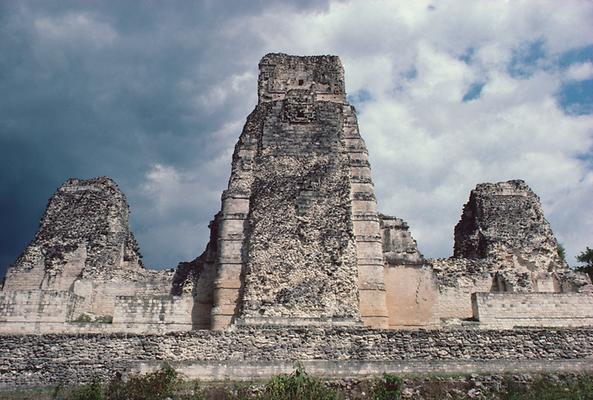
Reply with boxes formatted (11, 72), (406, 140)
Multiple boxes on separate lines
(139, 157), (228, 217)
(235, 0), (593, 261)
(34, 12), (117, 47)
(564, 62), (593, 81)
(194, 71), (256, 113)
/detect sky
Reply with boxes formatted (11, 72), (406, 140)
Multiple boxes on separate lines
(1, 0), (592, 276)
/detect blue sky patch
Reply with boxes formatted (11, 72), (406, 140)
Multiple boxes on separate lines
(558, 78), (593, 115)
(462, 81), (485, 102)
(460, 47), (475, 64)
(347, 89), (372, 107)
(402, 66), (417, 80)
(558, 44), (593, 67)
(508, 39), (546, 78)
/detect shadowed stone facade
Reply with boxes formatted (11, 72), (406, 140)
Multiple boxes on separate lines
(0, 177), (177, 330)
(3, 177), (144, 289)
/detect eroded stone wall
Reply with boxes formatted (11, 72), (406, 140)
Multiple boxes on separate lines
(0, 290), (81, 323)
(4, 177), (144, 288)
(381, 215), (424, 266)
(454, 180), (563, 271)
(2, 56), (591, 336)
(1, 327), (592, 388)
(0, 177), (176, 330)
(422, 180), (592, 325)
(207, 53), (388, 328)
(384, 265), (438, 328)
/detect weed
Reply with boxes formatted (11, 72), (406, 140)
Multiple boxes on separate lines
(259, 364), (339, 400)
(72, 314), (93, 323)
(68, 378), (104, 400)
(503, 375), (593, 400)
(106, 364), (181, 400)
(371, 373), (404, 400)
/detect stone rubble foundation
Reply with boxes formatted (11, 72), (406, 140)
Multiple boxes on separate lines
(1, 327), (592, 388)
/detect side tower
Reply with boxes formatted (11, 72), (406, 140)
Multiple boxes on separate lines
(454, 180), (564, 271)
(210, 54), (388, 328)
(3, 177), (144, 292)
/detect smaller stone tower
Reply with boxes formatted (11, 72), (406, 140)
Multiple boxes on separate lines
(3, 177), (144, 291)
(454, 180), (564, 270)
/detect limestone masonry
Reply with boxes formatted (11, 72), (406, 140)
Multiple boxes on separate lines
(1, 54), (592, 387)
(2, 328), (593, 387)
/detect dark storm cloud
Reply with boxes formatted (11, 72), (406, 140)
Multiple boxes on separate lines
(0, 1), (331, 275)
(3, 0), (592, 277)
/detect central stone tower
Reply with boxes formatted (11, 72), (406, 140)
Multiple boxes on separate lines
(210, 53), (388, 329)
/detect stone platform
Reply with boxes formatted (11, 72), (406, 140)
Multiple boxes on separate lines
(1, 327), (592, 388)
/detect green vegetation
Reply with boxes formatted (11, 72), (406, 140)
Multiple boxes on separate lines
(49, 364), (203, 400)
(71, 314), (113, 324)
(557, 243), (567, 263)
(576, 246), (593, 281)
(4, 367), (593, 400)
(95, 315), (113, 324)
(68, 378), (103, 400)
(503, 375), (593, 400)
(104, 364), (185, 400)
(371, 373), (403, 400)
(71, 314), (93, 323)
(260, 364), (338, 400)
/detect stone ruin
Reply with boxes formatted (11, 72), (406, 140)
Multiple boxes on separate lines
(0, 177), (176, 332)
(1, 53), (591, 334)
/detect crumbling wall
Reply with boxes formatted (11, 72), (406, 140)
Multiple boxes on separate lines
(427, 180), (592, 324)
(384, 265), (438, 328)
(379, 215), (435, 327)
(454, 180), (563, 272)
(4, 177), (145, 290)
(113, 294), (193, 328)
(0, 290), (81, 323)
(3, 55), (592, 335)
(258, 53), (346, 103)
(0, 177), (176, 331)
(239, 101), (359, 325)
(380, 215), (424, 266)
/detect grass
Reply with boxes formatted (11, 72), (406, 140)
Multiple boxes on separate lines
(71, 314), (113, 324)
(2, 368), (593, 400)
(502, 375), (593, 400)
(259, 364), (339, 400)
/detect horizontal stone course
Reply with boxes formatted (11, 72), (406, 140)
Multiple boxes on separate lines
(1, 327), (592, 388)
(473, 292), (593, 328)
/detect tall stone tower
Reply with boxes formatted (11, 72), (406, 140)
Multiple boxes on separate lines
(210, 53), (388, 329)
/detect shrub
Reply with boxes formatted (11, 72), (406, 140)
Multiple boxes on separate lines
(68, 378), (104, 400)
(576, 246), (593, 282)
(504, 375), (593, 400)
(557, 243), (567, 263)
(259, 364), (339, 400)
(179, 380), (206, 400)
(371, 373), (404, 400)
(72, 314), (93, 323)
(95, 315), (113, 324)
(106, 364), (182, 400)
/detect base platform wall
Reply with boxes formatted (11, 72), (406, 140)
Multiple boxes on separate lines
(1, 327), (592, 389)
(472, 292), (593, 329)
